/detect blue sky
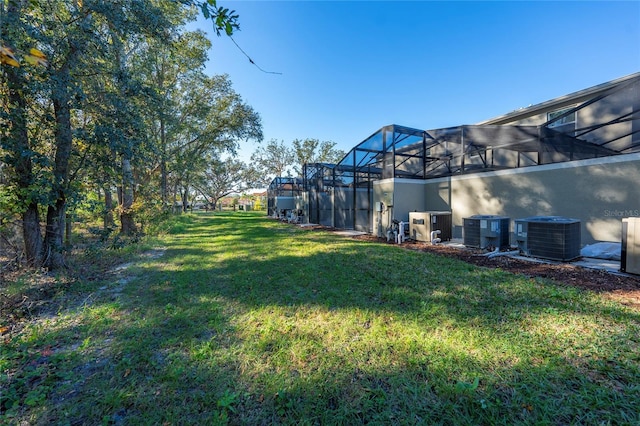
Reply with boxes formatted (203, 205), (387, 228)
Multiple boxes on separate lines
(193, 1), (640, 160)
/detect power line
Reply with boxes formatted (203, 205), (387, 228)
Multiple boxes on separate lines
(229, 36), (282, 75)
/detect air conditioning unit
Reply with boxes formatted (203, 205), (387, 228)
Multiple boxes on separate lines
(621, 217), (640, 275)
(409, 211), (452, 242)
(515, 216), (581, 261)
(463, 215), (510, 249)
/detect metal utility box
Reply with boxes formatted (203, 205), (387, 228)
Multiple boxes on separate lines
(409, 211), (452, 242)
(515, 216), (581, 261)
(463, 215), (510, 249)
(621, 217), (640, 275)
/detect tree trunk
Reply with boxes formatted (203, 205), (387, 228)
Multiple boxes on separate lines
(43, 63), (74, 270)
(181, 188), (189, 213)
(172, 184), (179, 214)
(120, 157), (137, 235)
(160, 116), (168, 210)
(161, 158), (168, 208)
(108, 26), (138, 234)
(3, 1), (43, 265)
(65, 213), (72, 248)
(10, 94), (43, 266)
(22, 204), (43, 266)
(103, 186), (114, 229)
(43, 198), (67, 269)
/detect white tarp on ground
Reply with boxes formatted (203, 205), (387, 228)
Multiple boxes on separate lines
(580, 242), (621, 260)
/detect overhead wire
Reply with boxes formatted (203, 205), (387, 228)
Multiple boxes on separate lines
(229, 35), (282, 75)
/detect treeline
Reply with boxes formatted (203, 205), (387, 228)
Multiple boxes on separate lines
(251, 138), (346, 180)
(0, 1), (263, 270)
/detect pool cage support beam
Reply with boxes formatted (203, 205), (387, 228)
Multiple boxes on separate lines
(422, 132), (427, 178)
(391, 128), (396, 179)
(352, 148), (357, 230)
(460, 127), (465, 174)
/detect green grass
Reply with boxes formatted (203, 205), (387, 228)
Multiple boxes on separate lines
(2, 212), (640, 425)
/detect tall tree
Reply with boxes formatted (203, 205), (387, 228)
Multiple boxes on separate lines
(0, 0), (242, 269)
(292, 138), (319, 176)
(167, 73), (262, 212)
(317, 140), (346, 164)
(132, 25), (211, 209)
(192, 157), (259, 210)
(1, 0), (47, 265)
(291, 138), (346, 176)
(41, 2), (100, 267)
(250, 139), (294, 181)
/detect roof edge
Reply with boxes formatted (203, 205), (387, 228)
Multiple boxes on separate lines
(477, 72), (640, 125)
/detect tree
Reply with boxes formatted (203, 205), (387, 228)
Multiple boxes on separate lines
(165, 73), (262, 212)
(131, 25), (212, 210)
(0, 0), (46, 266)
(317, 140), (346, 164)
(292, 138), (346, 175)
(0, 0), (242, 269)
(0, 0), (170, 265)
(292, 138), (319, 176)
(193, 157), (259, 210)
(250, 139), (294, 181)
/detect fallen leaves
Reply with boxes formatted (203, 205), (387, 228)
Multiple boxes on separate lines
(24, 48), (48, 66)
(0, 45), (19, 67)
(1, 45), (48, 67)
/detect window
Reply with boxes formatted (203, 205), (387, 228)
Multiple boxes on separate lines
(547, 106), (577, 129)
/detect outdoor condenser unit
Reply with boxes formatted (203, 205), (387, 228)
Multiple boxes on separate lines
(409, 211), (452, 242)
(514, 216), (581, 261)
(621, 217), (640, 275)
(463, 215), (510, 249)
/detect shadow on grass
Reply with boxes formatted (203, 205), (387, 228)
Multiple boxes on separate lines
(4, 212), (639, 424)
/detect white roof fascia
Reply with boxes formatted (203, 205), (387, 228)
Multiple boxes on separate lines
(477, 72), (640, 126)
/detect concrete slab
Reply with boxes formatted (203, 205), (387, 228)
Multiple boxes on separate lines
(573, 257), (624, 275)
(436, 238), (636, 278)
(333, 230), (368, 237)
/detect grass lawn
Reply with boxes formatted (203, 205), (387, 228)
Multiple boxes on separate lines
(2, 212), (640, 425)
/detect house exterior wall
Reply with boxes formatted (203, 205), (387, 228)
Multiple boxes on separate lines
(373, 179), (427, 237)
(333, 187), (353, 229)
(423, 153), (640, 244)
(393, 180), (428, 222)
(307, 186), (371, 229)
(354, 188), (373, 232)
(372, 180), (394, 238)
(374, 153), (640, 245)
(295, 193), (309, 223)
(319, 191), (333, 227)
